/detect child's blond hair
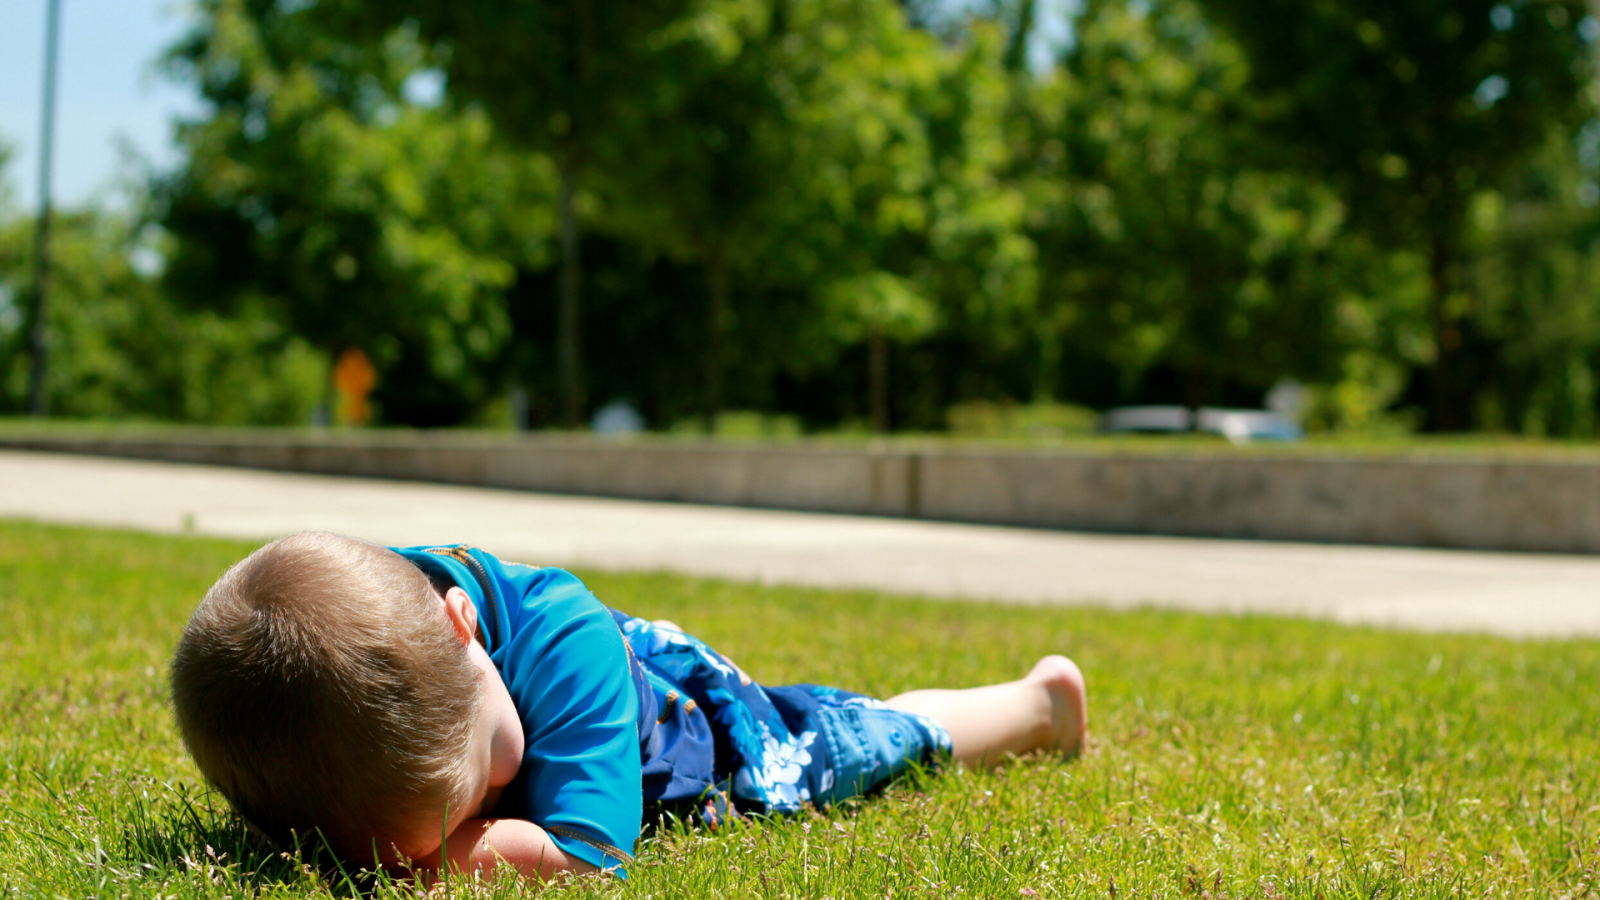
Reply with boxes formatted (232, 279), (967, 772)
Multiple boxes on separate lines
(170, 532), (484, 859)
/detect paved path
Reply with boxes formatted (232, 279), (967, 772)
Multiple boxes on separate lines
(2, 449), (1598, 639)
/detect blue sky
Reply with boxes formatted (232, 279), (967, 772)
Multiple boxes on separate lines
(0, 0), (199, 213)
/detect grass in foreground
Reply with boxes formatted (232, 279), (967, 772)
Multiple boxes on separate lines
(1, 519), (1597, 899)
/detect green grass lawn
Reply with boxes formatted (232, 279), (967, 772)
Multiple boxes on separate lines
(2, 519), (1597, 899)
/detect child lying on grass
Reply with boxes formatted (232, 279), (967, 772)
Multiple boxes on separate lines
(169, 533), (1087, 882)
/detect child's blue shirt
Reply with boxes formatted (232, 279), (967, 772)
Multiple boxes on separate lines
(393, 544), (643, 876)
(393, 543), (952, 881)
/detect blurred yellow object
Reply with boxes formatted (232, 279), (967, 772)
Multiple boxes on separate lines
(333, 347), (377, 426)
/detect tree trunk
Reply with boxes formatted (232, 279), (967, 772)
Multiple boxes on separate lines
(1428, 233), (1464, 432)
(1035, 321), (1061, 403)
(1183, 357), (1208, 415)
(557, 148), (584, 429)
(869, 325), (890, 434)
(1002, 0), (1037, 73)
(702, 252), (730, 434)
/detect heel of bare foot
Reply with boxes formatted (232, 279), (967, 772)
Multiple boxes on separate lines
(1029, 655), (1087, 755)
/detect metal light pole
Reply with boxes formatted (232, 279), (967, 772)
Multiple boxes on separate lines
(28, 0), (62, 417)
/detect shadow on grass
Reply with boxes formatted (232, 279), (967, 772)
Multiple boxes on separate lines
(113, 781), (571, 897)
(640, 753), (950, 840)
(118, 781), (386, 896)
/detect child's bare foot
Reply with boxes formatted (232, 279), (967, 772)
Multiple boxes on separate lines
(885, 655), (1088, 766)
(1028, 655), (1087, 755)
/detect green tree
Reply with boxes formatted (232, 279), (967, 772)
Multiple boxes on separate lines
(781, 9), (1035, 431)
(156, 0), (553, 426)
(1197, 0), (1594, 429)
(914, 21), (1039, 410)
(775, 0), (944, 432)
(0, 204), (328, 424)
(1468, 131), (1600, 436)
(310, 0), (701, 426)
(1, 133), (327, 423)
(604, 0), (1033, 432)
(1033, 0), (1353, 407)
(595, 0), (798, 429)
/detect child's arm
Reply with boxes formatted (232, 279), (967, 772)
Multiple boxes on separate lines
(413, 817), (600, 883)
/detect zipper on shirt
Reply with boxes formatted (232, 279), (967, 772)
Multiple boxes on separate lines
(426, 545), (502, 648)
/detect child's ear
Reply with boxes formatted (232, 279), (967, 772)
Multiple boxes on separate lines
(440, 586), (479, 647)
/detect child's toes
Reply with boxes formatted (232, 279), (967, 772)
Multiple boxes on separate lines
(1029, 655), (1087, 755)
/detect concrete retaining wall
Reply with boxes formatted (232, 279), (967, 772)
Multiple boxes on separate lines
(3, 432), (1596, 553)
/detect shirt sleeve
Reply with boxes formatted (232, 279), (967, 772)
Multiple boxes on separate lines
(489, 566), (641, 877)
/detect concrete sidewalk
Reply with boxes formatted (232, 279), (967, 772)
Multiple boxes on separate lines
(2, 449), (1597, 639)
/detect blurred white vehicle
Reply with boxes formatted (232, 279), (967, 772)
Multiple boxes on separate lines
(1099, 405), (1303, 445)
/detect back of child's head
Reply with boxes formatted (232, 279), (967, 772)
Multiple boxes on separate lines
(170, 532), (485, 860)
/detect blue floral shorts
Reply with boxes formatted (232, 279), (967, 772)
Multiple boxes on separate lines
(612, 612), (953, 823)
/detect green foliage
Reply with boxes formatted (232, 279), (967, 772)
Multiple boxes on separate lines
(821, 271), (938, 344)
(12, 0), (1598, 436)
(592, 0), (955, 421)
(946, 399), (1099, 437)
(1031, 0), (1360, 407)
(1202, 0), (1592, 247)
(1195, 0), (1595, 430)
(4, 519), (1600, 898)
(307, 0), (702, 157)
(0, 201), (326, 425)
(1467, 133), (1600, 437)
(668, 409), (805, 436)
(306, 0), (714, 425)
(0, 139), (13, 214)
(155, 0), (554, 426)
